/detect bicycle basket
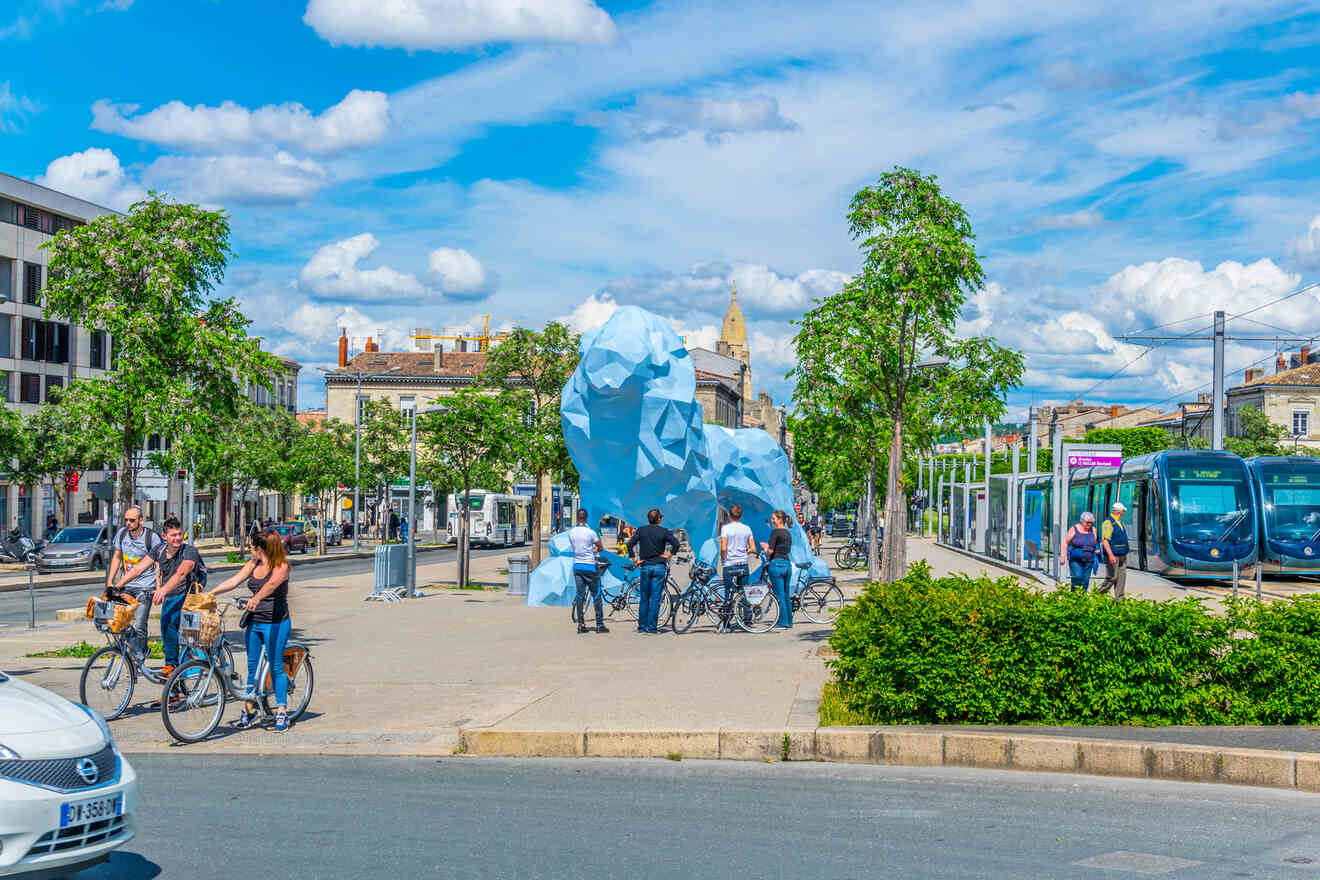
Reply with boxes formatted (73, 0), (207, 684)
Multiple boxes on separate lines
(179, 608), (221, 646)
(107, 597), (138, 633)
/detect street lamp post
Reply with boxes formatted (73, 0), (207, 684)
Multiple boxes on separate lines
(319, 365), (400, 555)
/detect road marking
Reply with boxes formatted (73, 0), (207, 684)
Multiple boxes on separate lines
(1071, 851), (1203, 875)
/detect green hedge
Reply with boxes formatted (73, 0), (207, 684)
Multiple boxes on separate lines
(827, 562), (1320, 725)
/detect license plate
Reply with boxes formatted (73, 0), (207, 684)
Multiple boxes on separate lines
(61, 793), (122, 827)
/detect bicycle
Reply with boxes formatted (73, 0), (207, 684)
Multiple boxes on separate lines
(671, 558), (779, 634)
(834, 538), (874, 571)
(79, 593), (230, 721)
(749, 552), (845, 626)
(160, 599), (314, 744)
(571, 556), (682, 629)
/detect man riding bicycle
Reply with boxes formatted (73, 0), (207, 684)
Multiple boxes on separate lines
(112, 516), (202, 680)
(105, 507), (163, 663)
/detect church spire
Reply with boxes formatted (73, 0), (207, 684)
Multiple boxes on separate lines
(720, 281), (748, 352)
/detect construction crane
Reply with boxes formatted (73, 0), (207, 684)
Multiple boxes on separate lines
(409, 315), (511, 352)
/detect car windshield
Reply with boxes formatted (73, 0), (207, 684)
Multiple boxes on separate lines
(50, 527), (102, 543)
(1257, 460), (1320, 541)
(273, 525), (293, 535)
(1167, 457), (1253, 543)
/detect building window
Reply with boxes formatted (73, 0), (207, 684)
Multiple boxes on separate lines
(44, 375), (62, 403)
(89, 330), (106, 369)
(19, 373), (40, 404)
(0, 198), (14, 224)
(23, 263), (41, 304)
(0, 314), (9, 359)
(147, 434), (162, 451)
(1294, 410), (1310, 438)
(20, 318), (70, 364)
(0, 258), (12, 301)
(400, 396), (416, 417)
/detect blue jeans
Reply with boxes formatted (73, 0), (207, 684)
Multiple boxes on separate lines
(721, 563), (748, 629)
(1068, 559), (1094, 591)
(768, 559), (792, 627)
(247, 617), (292, 706)
(639, 563), (667, 633)
(160, 592), (187, 666)
(574, 567), (603, 626)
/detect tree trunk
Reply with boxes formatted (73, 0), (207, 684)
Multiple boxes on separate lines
(531, 470), (545, 566)
(881, 420), (906, 583)
(865, 455), (878, 581)
(459, 480), (470, 588)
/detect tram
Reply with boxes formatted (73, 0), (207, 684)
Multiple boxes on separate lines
(1245, 456), (1320, 575)
(1020, 450), (1257, 580)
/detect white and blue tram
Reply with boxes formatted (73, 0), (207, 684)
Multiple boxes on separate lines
(1245, 456), (1320, 575)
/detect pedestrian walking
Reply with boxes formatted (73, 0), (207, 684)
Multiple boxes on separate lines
(762, 510), (793, 628)
(808, 511), (824, 554)
(208, 529), (294, 732)
(568, 509), (607, 634)
(389, 509), (400, 542)
(627, 509), (679, 634)
(719, 504), (756, 632)
(400, 514), (409, 542)
(1098, 502), (1129, 598)
(1061, 511), (1098, 591)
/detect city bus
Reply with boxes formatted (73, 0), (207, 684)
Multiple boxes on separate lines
(446, 491), (531, 547)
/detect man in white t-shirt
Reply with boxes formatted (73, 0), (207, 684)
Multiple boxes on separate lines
(567, 509), (607, 634)
(719, 504), (756, 632)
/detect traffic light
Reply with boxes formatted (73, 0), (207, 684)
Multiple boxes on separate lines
(176, 469), (188, 479)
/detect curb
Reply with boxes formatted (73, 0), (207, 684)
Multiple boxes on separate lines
(455, 727), (1320, 793)
(0, 544), (454, 595)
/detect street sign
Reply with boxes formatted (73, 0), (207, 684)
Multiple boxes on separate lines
(342, 498), (353, 509)
(1064, 444), (1123, 469)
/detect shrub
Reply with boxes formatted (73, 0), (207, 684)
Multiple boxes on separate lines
(825, 561), (1320, 726)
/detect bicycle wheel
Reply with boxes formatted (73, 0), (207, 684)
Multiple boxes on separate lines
(799, 582), (844, 625)
(703, 580), (732, 628)
(672, 587), (702, 634)
(161, 659), (226, 744)
(79, 647), (135, 721)
(262, 651), (314, 721)
(733, 588), (779, 634)
(620, 583), (641, 621)
(834, 545), (852, 569)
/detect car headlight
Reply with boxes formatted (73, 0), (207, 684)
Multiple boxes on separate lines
(77, 704), (115, 751)
(75, 548), (91, 557)
(0, 743), (20, 759)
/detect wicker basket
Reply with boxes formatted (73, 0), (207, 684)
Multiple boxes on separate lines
(107, 597), (137, 633)
(179, 608), (222, 647)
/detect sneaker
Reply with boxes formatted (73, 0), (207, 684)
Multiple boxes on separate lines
(236, 707), (257, 729)
(159, 665), (175, 679)
(274, 710), (289, 733)
(595, 624), (609, 634)
(577, 624), (590, 634)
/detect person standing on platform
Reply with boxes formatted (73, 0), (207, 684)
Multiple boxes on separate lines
(569, 509), (607, 634)
(719, 504), (756, 632)
(627, 509), (679, 634)
(1061, 511), (1098, 591)
(762, 510), (794, 629)
(1098, 502), (1129, 598)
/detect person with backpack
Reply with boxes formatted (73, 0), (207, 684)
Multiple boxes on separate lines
(106, 507), (164, 661)
(113, 516), (206, 678)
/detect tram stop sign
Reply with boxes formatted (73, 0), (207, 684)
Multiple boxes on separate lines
(1065, 444), (1123, 468)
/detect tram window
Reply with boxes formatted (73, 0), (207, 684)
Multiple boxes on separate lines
(1118, 481), (1135, 512)
(1069, 485), (1089, 521)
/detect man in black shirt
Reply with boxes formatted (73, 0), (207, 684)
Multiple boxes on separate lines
(113, 516), (202, 677)
(627, 508), (679, 634)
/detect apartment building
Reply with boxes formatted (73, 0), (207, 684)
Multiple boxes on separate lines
(0, 173), (117, 534)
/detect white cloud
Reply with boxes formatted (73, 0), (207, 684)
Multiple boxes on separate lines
(1287, 215), (1320, 270)
(0, 81), (40, 132)
(299, 233), (430, 304)
(91, 89), (390, 155)
(1035, 209), (1104, 230)
(749, 330), (796, 370)
(427, 247), (496, 299)
(670, 320), (718, 351)
(601, 261), (848, 318)
(34, 148), (145, 211)
(558, 292), (618, 333)
(99, 0), (134, 9)
(303, 0), (617, 50)
(145, 152), (329, 205)
(584, 93), (798, 144)
(1281, 91), (1320, 120)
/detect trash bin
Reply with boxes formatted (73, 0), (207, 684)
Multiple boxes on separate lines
(507, 555), (531, 596)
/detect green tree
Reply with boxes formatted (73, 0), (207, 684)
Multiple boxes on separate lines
(794, 168), (1023, 582)
(40, 195), (280, 506)
(480, 322), (580, 565)
(0, 407), (23, 487)
(290, 420), (354, 554)
(13, 405), (119, 529)
(1081, 427), (1174, 458)
(789, 412), (871, 511)
(1226, 406), (1290, 458)
(357, 398), (410, 542)
(418, 389), (521, 587)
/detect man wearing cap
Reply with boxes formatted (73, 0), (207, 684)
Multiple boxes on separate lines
(1061, 511), (1098, 591)
(1098, 502), (1130, 598)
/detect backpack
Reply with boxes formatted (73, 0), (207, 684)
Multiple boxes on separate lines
(114, 526), (161, 568)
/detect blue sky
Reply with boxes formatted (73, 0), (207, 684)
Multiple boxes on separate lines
(4, 0), (1320, 418)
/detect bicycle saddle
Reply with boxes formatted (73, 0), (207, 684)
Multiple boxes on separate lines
(624, 562), (638, 570)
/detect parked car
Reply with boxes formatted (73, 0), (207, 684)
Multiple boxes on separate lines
(36, 525), (112, 573)
(309, 519), (342, 547)
(0, 671), (138, 877)
(271, 523), (309, 554)
(340, 518), (354, 539)
(288, 518), (316, 538)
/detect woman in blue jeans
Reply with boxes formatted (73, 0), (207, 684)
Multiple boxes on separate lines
(209, 530), (293, 731)
(761, 510), (794, 628)
(1061, 511), (1098, 591)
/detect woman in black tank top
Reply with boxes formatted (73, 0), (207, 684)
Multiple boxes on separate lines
(208, 530), (293, 731)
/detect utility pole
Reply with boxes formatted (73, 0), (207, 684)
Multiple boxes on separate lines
(1211, 310), (1225, 450)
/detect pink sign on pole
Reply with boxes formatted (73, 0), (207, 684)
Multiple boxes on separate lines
(1067, 454), (1122, 468)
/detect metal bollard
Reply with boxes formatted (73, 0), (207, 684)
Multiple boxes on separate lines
(1232, 559), (1239, 598)
(1256, 563), (1263, 601)
(27, 564), (36, 629)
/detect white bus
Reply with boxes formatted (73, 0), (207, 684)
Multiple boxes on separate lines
(447, 491), (531, 547)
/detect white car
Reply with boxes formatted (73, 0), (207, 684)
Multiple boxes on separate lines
(0, 671), (137, 877)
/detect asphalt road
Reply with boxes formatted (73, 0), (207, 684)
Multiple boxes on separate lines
(80, 757), (1320, 879)
(0, 545), (509, 628)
